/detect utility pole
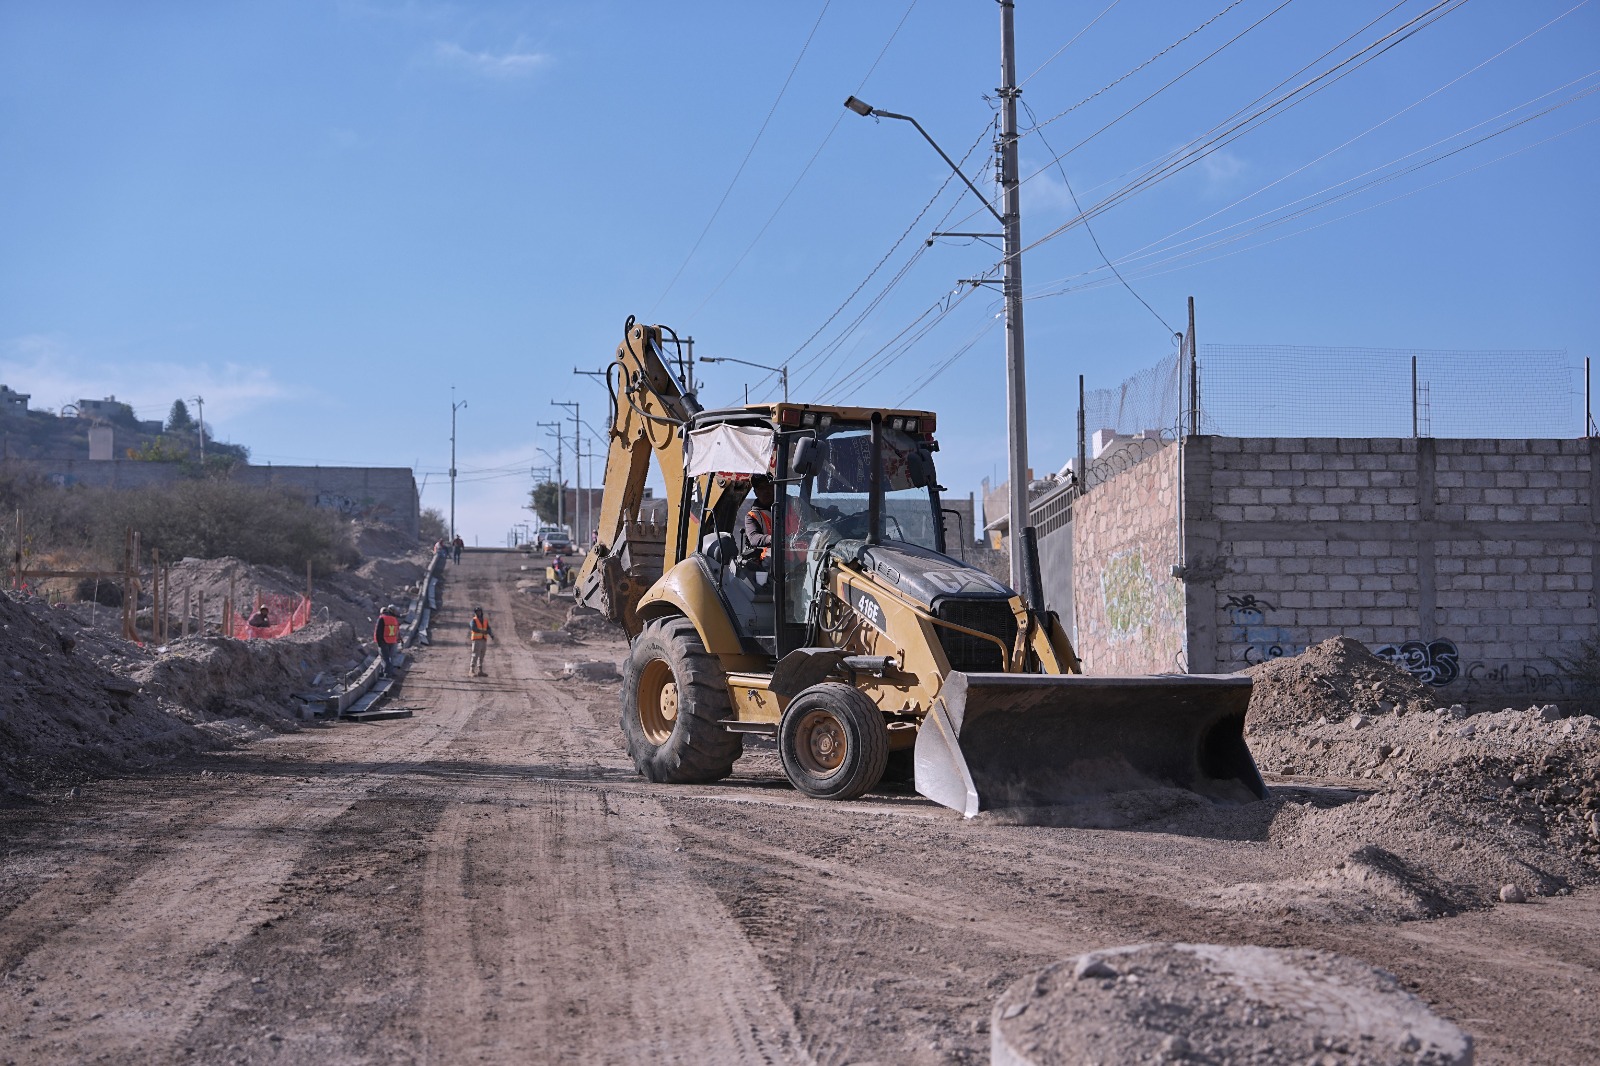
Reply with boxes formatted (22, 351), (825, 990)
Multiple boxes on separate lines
(537, 420), (564, 528)
(841, 0), (1035, 602)
(450, 388), (467, 542)
(192, 395), (205, 461)
(553, 401), (581, 543)
(997, 0), (1031, 603)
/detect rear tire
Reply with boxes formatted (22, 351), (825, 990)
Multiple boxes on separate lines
(778, 683), (889, 801)
(620, 617), (742, 783)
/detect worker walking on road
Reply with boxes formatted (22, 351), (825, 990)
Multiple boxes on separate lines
(452, 535), (464, 564)
(468, 606), (495, 677)
(374, 604), (402, 678)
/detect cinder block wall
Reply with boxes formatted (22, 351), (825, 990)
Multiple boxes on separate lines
(1070, 443), (1186, 675)
(1182, 437), (1597, 704)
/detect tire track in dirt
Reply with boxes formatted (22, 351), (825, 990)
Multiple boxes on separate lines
(0, 678), (477, 1063)
(412, 569), (811, 1064)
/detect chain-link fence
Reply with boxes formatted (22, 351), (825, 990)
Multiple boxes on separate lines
(1080, 345), (1590, 441)
(1200, 345), (1587, 439)
(1082, 349), (1186, 440)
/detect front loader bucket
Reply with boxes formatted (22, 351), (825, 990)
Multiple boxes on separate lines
(914, 672), (1264, 818)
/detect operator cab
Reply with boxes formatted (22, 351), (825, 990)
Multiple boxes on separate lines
(681, 405), (951, 658)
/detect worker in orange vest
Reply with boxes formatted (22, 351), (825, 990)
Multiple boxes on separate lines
(468, 606), (495, 677)
(741, 475), (775, 573)
(374, 604), (402, 677)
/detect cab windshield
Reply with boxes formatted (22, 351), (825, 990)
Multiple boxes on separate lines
(781, 422), (940, 625)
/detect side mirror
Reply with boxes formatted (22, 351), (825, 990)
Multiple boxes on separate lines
(789, 437), (817, 478)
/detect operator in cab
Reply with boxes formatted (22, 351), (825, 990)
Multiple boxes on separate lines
(741, 474), (775, 574)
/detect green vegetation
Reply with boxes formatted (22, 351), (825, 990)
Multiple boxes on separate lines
(0, 473), (358, 576)
(420, 507), (448, 543)
(530, 481), (562, 524)
(166, 399), (196, 434)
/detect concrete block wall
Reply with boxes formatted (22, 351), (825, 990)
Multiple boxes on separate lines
(1070, 441), (1185, 675)
(1182, 437), (1597, 704)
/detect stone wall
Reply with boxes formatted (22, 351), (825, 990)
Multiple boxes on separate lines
(4, 459), (419, 539)
(1182, 437), (1597, 705)
(1070, 441), (1185, 675)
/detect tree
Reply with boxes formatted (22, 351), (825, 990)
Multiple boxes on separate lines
(166, 399), (195, 434)
(530, 481), (563, 524)
(420, 507), (448, 544)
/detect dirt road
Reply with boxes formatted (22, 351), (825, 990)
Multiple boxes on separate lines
(3, 550), (1597, 1064)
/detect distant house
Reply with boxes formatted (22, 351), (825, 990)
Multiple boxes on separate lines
(0, 384), (28, 416)
(76, 396), (138, 424)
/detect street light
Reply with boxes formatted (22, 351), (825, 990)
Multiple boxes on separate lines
(842, 4), (1034, 605)
(699, 356), (789, 403)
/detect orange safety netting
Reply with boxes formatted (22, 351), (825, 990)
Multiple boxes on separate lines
(231, 593), (312, 640)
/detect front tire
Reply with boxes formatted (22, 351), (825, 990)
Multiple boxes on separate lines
(620, 617), (741, 783)
(778, 683), (889, 801)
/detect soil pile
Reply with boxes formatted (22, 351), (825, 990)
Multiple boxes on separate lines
(1223, 637), (1600, 921)
(1245, 636), (1437, 729)
(0, 531), (428, 796)
(0, 593), (206, 796)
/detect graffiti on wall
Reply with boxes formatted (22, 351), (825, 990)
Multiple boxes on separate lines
(314, 492), (392, 520)
(1463, 660), (1568, 697)
(1224, 594), (1306, 664)
(1101, 549), (1158, 639)
(1099, 548), (1182, 643)
(1372, 639), (1461, 687)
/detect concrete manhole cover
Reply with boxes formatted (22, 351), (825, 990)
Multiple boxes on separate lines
(992, 942), (1471, 1065)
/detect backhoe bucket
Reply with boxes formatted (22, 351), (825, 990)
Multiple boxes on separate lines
(914, 672), (1264, 818)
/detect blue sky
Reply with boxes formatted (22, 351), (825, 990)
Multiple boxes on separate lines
(3, 0), (1596, 543)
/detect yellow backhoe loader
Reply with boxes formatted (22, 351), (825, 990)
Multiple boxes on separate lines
(576, 318), (1264, 817)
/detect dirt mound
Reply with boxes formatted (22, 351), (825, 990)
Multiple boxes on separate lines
(131, 621), (360, 722)
(0, 593), (207, 796)
(151, 552), (422, 638)
(992, 943), (1472, 1066)
(352, 519), (423, 561)
(0, 538), (428, 796)
(1245, 636), (1436, 731)
(1222, 638), (1600, 921)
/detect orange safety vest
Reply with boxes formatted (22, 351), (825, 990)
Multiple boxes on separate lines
(470, 616), (491, 640)
(751, 509), (772, 561)
(380, 615), (400, 644)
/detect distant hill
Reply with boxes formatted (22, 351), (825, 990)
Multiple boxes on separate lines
(1, 407), (248, 465)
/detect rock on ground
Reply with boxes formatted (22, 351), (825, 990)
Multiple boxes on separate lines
(992, 942), (1472, 1066)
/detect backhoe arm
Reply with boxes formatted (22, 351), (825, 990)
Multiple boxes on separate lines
(574, 319), (699, 636)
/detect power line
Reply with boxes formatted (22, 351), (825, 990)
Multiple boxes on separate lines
(1022, 0), (1251, 132)
(1019, 0), (1472, 259)
(1021, 99), (1173, 334)
(774, 122), (993, 400)
(1104, 15), (1597, 282)
(1017, 0), (1126, 89)
(648, 0), (833, 315)
(1030, 83), (1600, 296)
(683, 0), (921, 322)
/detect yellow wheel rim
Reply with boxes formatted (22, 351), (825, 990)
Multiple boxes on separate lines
(637, 659), (679, 745)
(794, 708), (848, 777)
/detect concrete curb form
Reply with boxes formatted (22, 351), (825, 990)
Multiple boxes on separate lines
(324, 548), (445, 717)
(992, 943), (1472, 1066)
